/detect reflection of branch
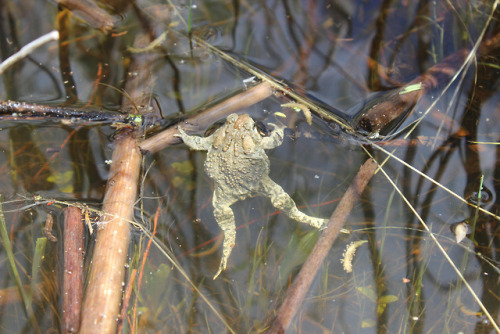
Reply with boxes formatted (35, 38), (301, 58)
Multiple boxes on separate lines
(80, 33), (156, 334)
(57, 10), (78, 104)
(53, 0), (116, 33)
(268, 158), (378, 333)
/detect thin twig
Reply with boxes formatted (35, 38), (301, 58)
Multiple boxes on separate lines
(193, 35), (352, 130)
(117, 269), (137, 334)
(131, 203), (161, 332)
(0, 30), (59, 75)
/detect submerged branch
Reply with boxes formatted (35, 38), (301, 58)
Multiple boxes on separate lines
(62, 207), (84, 334)
(268, 158), (378, 333)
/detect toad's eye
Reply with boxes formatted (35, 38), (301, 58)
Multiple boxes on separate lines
(255, 120), (270, 136)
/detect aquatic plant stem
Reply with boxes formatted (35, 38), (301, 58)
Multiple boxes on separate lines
(269, 158), (378, 333)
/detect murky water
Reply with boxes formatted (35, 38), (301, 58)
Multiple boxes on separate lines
(0, 0), (499, 332)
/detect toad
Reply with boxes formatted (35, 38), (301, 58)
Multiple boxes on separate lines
(177, 113), (348, 279)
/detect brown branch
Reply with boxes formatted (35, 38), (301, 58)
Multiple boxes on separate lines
(139, 81), (273, 154)
(62, 206), (84, 334)
(268, 158), (378, 333)
(80, 33), (157, 333)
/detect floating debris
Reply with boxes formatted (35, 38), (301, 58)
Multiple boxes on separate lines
(341, 240), (368, 273)
(281, 102), (312, 125)
(452, 222), (471, 243)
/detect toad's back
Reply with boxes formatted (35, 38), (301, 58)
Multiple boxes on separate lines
(204, 115), (270, 196)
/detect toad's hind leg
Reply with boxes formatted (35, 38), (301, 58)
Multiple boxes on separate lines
(261, 177), (327, 229)
(212, 189), (238, 279)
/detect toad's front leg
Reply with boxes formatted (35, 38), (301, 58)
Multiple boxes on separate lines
(176, 126), (213, 151)
(260, 122), (286, 149)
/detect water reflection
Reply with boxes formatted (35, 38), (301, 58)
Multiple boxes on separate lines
(0, 0), (499, 332)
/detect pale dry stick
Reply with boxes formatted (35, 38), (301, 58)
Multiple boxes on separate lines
(80, 33), (155, 334)
(365, 150), (500, 332)
(0, 30), (59, 75)
(268, 158), (378, 333)
(62, 206), (84, 334)
(139, 81), (273, 153)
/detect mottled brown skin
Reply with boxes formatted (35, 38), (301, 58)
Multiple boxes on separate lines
(177, 113), (346, 279)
